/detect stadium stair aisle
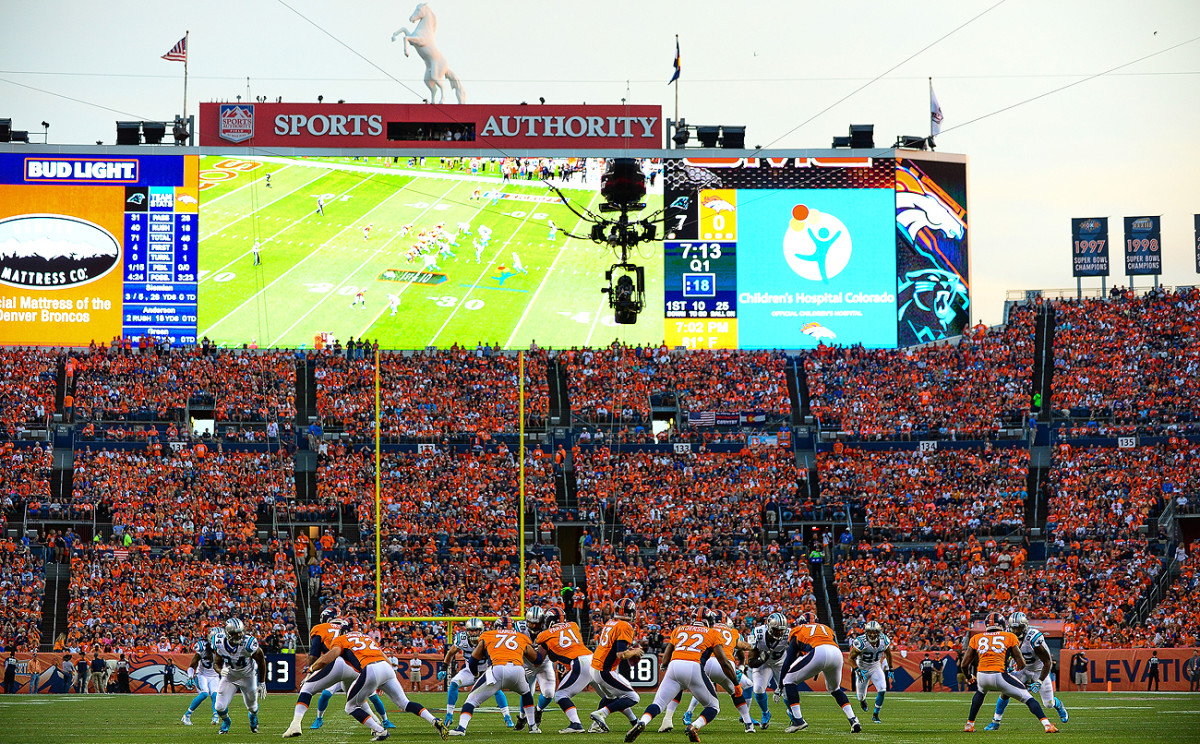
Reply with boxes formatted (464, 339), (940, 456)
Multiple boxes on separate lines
(787, 356), (807, 426)
(38, 560), (69, 651)
(295, 357), (317, 434)
(546, 357), (570, 426)
(809, 557), (846, 648)
(1025, 447), (1052, 545)
(1030, 304), (1056, 427)
(821, 563), (847, 646)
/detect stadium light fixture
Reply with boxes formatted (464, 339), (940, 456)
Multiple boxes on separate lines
(721, 126), (746, 149)
(0, 119), (11, 143)
(849, 124), (875, 149)
(696, 125), (721, 148)
(142, 121), (167, 145)
(116, 121), (142, 146)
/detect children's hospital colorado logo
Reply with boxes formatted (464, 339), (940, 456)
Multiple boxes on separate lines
(782, 204), (852, 282)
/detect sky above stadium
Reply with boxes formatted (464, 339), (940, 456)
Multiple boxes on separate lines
(3, 0), (1199, 325)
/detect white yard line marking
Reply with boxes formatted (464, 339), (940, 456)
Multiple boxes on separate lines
(199, 171), (363, 284)
(504, 192), (601, 348)
(201, 163), (292, 207)
(200, 178), (409, 335)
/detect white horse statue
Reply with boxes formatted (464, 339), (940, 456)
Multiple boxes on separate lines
(391, 3), (466, 104)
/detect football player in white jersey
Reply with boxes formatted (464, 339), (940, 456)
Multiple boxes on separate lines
(746, 612), (789, 728)
(848, 621), (894, 723)
(984, 612), (1069, 730)
(211, 618), (267, 735)
(440, 618), (514, 727)
(181, 628), (222, 725)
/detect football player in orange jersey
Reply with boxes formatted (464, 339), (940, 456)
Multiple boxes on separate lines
(307, 629), (448, 742)
(779, 612), (862, 733)
(587, 597), (644, 733)
(960, 612), (1058, 734)
(534, 607), (594, 734)
(661, 609), (758, 733)
(518, 607), (558, 729)
(283, 608), (393, 736)
(449, 622), (544, 735)
(625, 607), (738, 743)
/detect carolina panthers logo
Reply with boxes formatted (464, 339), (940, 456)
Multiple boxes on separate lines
(898, 269), (969, 343)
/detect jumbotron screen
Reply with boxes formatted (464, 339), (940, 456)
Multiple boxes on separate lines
(662, 156), (969, 349)
(196, 155), (664, 349)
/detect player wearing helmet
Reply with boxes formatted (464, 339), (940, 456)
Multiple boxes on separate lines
(448, 622), (545, 735)
(960, 612), (1058, 733)
(211, 618), (268, 735)
(662, 608), (760, 734)
(779, 613), (861, 733)
(746, 612), (790, 728)
(588, 598), (643, 733)
(984, 612), (1068, 730)
(283, 608), (393, 736)
(514, 607), (558, 731)
(849, 620), (894, 724)
(441, 618), (514, 728)
(534, 607), (594, 733)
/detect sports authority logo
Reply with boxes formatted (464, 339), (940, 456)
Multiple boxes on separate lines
(0, 214), (121, 289)
(783, 204), (852, 282)
(24, 158), (138, 183)
(219, 104), (255, 143)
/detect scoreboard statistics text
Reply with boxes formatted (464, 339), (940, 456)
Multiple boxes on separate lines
(0, 154), (198, 346)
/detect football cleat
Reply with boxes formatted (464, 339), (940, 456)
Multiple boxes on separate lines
(657, 722), (673, 733)
(1055, 701), (1069, 722)
(503, 715), (515, 728)
(860, 698), (868, 711)
(250, 712), (259, 734)
(683, 710), (693, 726)
(686, 725), (702, 742)
(514, 715), (527, 731)
(371, 732), (390, 742)
(872, 715), (881, 724)
(964, 721), (976, 733)
(625, 722), (646, 743)
(433, 720), (449, 741)
(219, 718), (231, 735)
(589, 712), (610, 733)
(310, 717), (324, 730)
(444, 713), (454, 727)
(984, 722), (1001, 731)
(1044, 724), (1059, 734)
(528, 725), (542, 734)
(282, 722), (302, 738)
(448, 727), (467, 736)
(536, 709), (543, 726)
(382, 719), (396, 729)
(784, 720), (809, 733)
(850, 719), (862, 733)
(181, 714), (193, 726)
(761, 710), (771, 729)
(744, 722), (757, 733)
(559, 724), (586, 734)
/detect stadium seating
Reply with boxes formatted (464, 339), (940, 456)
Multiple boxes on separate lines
(817, 447), (1029, 541)
(314, 347), (548, 440)
(806, 307), (1034, 439)
(0, 443), (53, 518)
(0, 537), (45, 652)
(1052, 288), (1200, 427)
(0, 348), (57, 436)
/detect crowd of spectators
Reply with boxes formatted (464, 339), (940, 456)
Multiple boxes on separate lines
(314, 346), (548, 441)
(806, 309), (1035, 439)
(574, 448), (802, 546)
(71, 447), (293, 548)
(1051, 287), (1200, 426)
(1047, 444), (1167, 541)
(0, 348), (57, 437)
(66, 546), (297, 652)
(0, 537), (45, 652)
(818, 446), (1029, 541)
(564, 345), (792, 427)
(0, 443), (53, 520)
(71, 345), (296, 425)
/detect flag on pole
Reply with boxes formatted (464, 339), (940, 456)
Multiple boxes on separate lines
(668, 37), (680, 84)
(930, 84), (944, 136)
(162, 36), (187, 63)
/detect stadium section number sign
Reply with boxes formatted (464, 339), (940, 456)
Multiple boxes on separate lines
(0, 154), (199, 345)
(264, 653), (296, 691)
(628, 654), (660, 688)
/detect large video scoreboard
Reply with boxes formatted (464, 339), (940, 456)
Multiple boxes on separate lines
(663, 155), (969, 349)
(0, 153), (199, 346)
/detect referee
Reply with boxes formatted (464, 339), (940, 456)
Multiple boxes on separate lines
(920, 654), (935, 692)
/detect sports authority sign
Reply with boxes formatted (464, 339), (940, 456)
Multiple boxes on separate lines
(199, 103), (662, 149)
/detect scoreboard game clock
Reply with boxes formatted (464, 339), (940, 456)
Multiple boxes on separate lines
(663, 188), (740, 349)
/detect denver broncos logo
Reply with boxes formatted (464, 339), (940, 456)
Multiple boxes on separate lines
(895, 164), (965, 243)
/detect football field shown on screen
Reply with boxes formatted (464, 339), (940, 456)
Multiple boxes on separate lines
(197, 156), (664, 348)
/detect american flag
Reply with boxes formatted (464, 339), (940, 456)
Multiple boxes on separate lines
(113, 548), (130, 561)
(689, 411), (715, 427)
(162, 36), (187, 63)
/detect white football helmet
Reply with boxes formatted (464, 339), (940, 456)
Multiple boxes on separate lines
(525, 606), (546, 632)
(465, 617), (485, 641)
(224, 618), (246, 644)
(864, 620), (883, 643)
(767, 612), (788, 639)
(1008, 612), (1029, 637)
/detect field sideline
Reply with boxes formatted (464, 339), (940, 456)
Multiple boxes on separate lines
(197, 156), (665, 349)
(1, 692), (1197, 744)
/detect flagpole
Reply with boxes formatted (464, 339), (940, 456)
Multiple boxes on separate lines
(183, 30), (189, 126)
(928, 77), (933, 140)
(674, 34), (679, 147)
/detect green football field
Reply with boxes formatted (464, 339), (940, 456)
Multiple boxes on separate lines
(2, 691), (1197, 743)
(197, 156), (664, 349)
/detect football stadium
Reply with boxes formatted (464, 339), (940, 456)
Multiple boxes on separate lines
(2, 2), (1200, 744)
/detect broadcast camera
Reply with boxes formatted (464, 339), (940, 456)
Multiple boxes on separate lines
(546, 158), (660, 325)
